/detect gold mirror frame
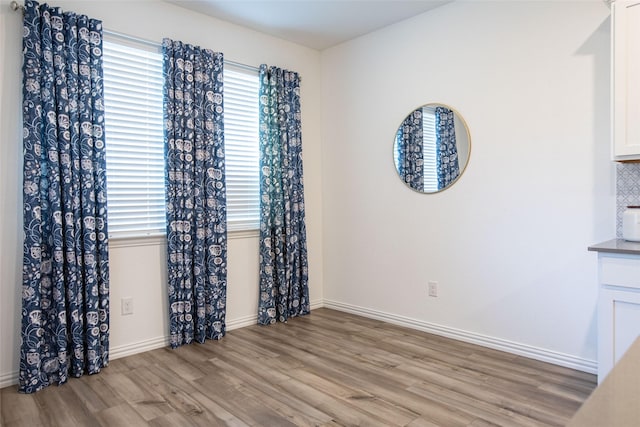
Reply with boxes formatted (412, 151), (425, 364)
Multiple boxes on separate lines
(393, 103), (471, 193)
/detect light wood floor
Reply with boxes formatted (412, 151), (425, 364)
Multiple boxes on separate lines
(1, 308), (596, 427)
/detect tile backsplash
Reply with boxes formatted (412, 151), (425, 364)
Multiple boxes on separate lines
(617, 163), (640, 237)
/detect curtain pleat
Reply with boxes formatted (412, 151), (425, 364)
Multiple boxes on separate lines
(163, 38), (227, 347)
(20, 0), (109, 393)
(435, 106), (460, 190)
(396, 109), (424, 191)
(258, 65), (310, 325)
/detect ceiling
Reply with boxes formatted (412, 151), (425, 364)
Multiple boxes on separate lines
(166, 0), (452, 50)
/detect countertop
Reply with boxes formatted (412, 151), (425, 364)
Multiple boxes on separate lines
(588, 238), (640, 255)
(567, 337), (640, 426)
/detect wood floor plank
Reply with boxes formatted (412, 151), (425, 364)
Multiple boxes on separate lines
(96, 403), (149, 427)
(1, 308), (596, 427)
(396, 358), (581, 422)
(288, 368), (420, 426)
(1, 388), (47, 427)
(144, 346), (209, 382)
(34, 380), (98, 427)
(194, 373), (300, 427)
(184, 391), (251, 427)
(130, 361), (241, 424)
(274, 375), (394, 426)
(75, 373), (127, 410)
(241, 324), (424, 388)
(65, 375), (112, 414)
(406, 417), (451, 427)
(271, 342), (477, 426)
(203, 361), (334, 427)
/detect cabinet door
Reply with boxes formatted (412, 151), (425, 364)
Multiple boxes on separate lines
(598, 286), (640, 383)
(613, 1), (640, 160)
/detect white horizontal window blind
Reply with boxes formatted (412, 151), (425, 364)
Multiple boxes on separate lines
(422, 106), (438, 192)
(103, 37), (260, 236)
(103, 38), (166, 238)
(224, 65), (260, 232)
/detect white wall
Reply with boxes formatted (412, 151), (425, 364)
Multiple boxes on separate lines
(320, 0), (614, 369)
(0, 0), (324, 386)
(0, 0), (617, 387)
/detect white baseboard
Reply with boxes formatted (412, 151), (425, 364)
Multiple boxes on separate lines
(0, 371), (19, 389)
(227, 314), (258, 331)
(5, 298), (591, 389)
(110, 335), (169, 360)
(323, 299), (598, 375)
(310, 299), (324, 310)
(227, 299), (324, 330)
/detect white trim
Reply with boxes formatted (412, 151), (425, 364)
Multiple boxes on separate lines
(0, 371), (19, 389)
(110, 335), (169, 360)
(228, 229), (260, 240)
(109, 234), (167, 248)
(323, 299), (597, 375)
(226, 299), (324, 330)
(108, 229), (260, 249)
(310, 300), (324, 310)
(227, 314), (258, 331)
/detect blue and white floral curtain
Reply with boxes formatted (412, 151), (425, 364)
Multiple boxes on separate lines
(258, 65), (310, 325)
(396, 109), (424, 191)
(162, 38), (227, 348)
(435, 106), (460, 190)
(20, 0), (110, 393)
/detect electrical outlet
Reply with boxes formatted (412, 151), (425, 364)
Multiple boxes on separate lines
(121, 297), (134, 315)
(428, 281), (438, 297)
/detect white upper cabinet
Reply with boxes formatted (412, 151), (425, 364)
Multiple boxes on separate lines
(613, 0), (640, 161)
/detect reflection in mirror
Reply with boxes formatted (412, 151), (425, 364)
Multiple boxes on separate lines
(394, 104), (470, 193)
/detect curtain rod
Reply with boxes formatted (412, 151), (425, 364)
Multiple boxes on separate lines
(9, 1), (259, 73)
(104, 30), (259, 73)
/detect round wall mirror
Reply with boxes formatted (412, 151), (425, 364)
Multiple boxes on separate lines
(393, 103), (471, 193)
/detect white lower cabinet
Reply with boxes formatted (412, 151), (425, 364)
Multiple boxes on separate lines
(597, 253), (640, 383)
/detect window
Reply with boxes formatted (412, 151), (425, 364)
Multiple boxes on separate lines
(422, 105), (438, 193)
(103, 36), (261, 238)
(224, 65), (260, 232)
(103, 38), (165, 238)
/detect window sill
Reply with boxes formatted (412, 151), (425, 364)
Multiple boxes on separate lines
(108, 233), (166, 248)
(228, 229), (260, 239)
(108, 229), (260, 249)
